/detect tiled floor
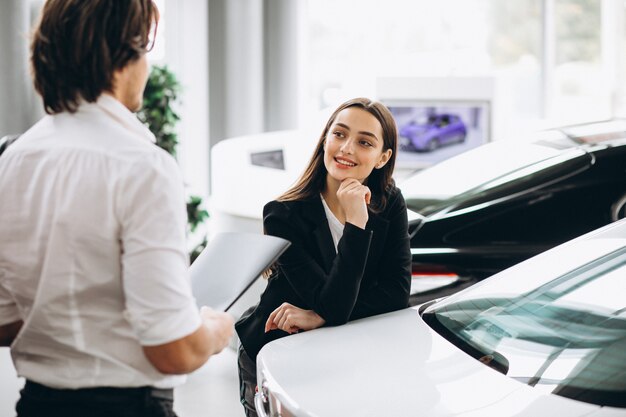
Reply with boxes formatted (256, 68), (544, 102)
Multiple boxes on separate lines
(1, 349), (21, 417)
(174, 347), (243, 417)
(0, 347), (244, 417)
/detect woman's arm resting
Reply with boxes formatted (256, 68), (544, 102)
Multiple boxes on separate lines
(263, 201), (372, 325)
(265, 303), (326, 334)
(0, 320), (23, 346)
(142, 307), (233, 375)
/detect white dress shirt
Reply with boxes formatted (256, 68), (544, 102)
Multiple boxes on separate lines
(320, 195), (345, 252)
(0, 94), (201, 389)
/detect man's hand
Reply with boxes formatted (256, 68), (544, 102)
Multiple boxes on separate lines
(337, 178), (370, 229)
(143, 307), (233, 375)
(200, 306), (234, 355)
(265, 303), (326, 334)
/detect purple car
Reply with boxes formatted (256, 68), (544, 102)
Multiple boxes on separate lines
(399, 113), (467, 152)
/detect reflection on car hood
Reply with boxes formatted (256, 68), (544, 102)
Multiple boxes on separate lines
(257, 307), (607, 417)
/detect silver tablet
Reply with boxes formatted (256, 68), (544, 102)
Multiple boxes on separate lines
(189, 232), (290, 312)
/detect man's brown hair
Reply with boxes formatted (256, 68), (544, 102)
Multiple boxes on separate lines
(31, 0), (158, 114)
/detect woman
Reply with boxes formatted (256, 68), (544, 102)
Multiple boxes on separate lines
(235, 97), (412, 417)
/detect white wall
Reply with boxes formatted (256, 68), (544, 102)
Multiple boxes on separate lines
(161, 0), (211, 202)
(0, 349), (22, 417)
(0, 0), (44, 137)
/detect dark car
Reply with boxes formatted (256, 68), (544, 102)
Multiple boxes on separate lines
(399, 113), (467, 152)
(402, 119), (626, 302)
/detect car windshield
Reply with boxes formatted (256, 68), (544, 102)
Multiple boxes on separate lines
(423, 243), (626, 408)
(412, 115), (433, 125)
(400, 130), (583, 215)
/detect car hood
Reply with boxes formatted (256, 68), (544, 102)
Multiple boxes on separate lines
(257, 307), (618, 417)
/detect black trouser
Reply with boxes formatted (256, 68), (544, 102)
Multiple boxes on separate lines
(237, 344), (258, 417)
(16, 380), (177, 417)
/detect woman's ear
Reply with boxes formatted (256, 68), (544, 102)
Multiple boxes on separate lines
(375, 149), (392, 169)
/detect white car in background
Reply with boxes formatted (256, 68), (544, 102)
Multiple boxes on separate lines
(254, 219), (626, 417)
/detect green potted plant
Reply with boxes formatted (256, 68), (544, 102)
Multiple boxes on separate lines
(138, 65), (208, 262)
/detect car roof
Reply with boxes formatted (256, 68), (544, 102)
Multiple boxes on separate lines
(401, 119), (626, 215)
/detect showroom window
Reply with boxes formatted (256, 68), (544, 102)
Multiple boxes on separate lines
(303, 0), (617, 134)
(552, 0), (605, 123)
(304, 0), (501, 107)
(149, 0), (166, 63)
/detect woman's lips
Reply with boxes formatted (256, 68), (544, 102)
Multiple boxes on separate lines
(334, 156), (356, 169)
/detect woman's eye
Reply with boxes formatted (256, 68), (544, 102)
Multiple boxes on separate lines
(359, 140), (373, 147)
(333, 131), (345, 138)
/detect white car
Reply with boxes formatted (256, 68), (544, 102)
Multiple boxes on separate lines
(254, 219), (626, 417)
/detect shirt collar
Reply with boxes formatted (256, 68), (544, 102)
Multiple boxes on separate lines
(92, 94), (157, 144)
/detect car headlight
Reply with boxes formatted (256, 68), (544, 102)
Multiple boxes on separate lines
(255, 373), (298, 417)
(255, 380), (271, 417)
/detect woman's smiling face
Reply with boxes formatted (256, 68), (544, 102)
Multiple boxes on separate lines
(323, 107), (391, 185)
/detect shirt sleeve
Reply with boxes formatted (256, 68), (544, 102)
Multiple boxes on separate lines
(0, 282), (21, 326)
(117, 151), (201, 346)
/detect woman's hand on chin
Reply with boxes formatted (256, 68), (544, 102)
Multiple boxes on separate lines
(337, 178), (370, 229)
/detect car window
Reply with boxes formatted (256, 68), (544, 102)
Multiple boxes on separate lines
(437, 154), (599, 246)
(400, 132), (579, 215)
(423, 246), (626, 408)
(403, 148), (589, 217)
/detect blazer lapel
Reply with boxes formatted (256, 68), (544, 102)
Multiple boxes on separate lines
(300, 197), (336, 273)
(364, 210), (390, 267)
(299, 198), (391, 273)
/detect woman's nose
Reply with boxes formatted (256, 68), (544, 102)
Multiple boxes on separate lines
(340, 138), (355, 154)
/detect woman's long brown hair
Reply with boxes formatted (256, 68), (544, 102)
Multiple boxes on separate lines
(277, 97), (398, 213)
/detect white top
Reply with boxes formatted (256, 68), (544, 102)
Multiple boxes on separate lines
(320, 195), (345, 252)
(0, 95), (201, 389)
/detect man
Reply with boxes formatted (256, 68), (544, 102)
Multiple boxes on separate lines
(0, 1), (233, 416)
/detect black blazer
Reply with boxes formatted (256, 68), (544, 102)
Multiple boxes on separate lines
(235, 186), (412, 360)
